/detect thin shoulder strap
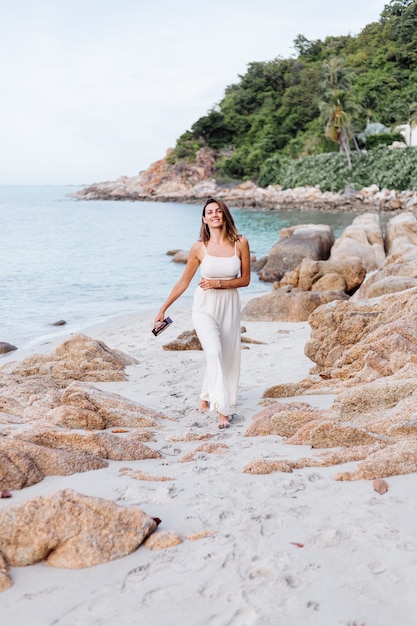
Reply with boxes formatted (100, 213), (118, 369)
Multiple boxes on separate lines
(202, 242), (207, 255)
(234, 240), (237, 254)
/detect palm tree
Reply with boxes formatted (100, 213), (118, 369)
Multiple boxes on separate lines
(319, 58), (360, 167)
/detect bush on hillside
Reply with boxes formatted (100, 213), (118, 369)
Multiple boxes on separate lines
(262, 146), (417, 192)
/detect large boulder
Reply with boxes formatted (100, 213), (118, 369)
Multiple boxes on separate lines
(353, 213), (417, 300)
(258, 224), (335, 283)
(329, 213), (386, 271)
(8, 424), (162, 462)
(385, 212), (417, 259)
(296, 257), (366, 294)
(1, 334), (137, 383)
(0, 489), (158, 585)
(0, 438), (108, 490)
(304, 287), (417, 381)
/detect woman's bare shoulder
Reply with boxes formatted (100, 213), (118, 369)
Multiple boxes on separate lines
(190, 240), (203, 253)
(189, 240), (204, 260)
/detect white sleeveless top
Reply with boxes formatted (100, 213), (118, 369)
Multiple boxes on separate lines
(200, 242), (241, 280)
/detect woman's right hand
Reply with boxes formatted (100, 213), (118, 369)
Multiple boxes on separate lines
(154, 309), (166, 326)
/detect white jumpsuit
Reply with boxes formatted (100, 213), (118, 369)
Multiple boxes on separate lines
(192, 242), (242, 416)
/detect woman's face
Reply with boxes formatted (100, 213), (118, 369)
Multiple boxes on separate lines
(203, 202), (224, 228)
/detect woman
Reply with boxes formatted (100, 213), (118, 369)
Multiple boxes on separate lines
(154, 198), (250, 428)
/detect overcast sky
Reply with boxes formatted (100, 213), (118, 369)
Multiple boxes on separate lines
(1, 0), (388, 185)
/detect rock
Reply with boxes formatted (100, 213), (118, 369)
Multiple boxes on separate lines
(332, 379), (417, 419)
(0, 342), (17, 355)
(166, 432), (214, 442)
(373, 478), (389, 494)
(163, 330), (202, 351)
(180, 442), (229, 463)
(241, 287), (348, 322)
(258, 224), (335, 283)
(352, 213), (417, 300)
(244, 402), (322, 437)
(144, 530), (183, 550)
(296, 257), (367, 293)
(251, 256), (268, 272)
(50, 320), (67, 326)
(186, 530), (217, 541)
(335, 440), (417, 480)
(304, 288), (417, 381)
(42, 381), (165, 429)
(261, 379), (327, 398)
(308, 422), (387, 449)
(357, 275), (417, 299)
(9, 425), (163, 461)
(171, 250), (189, 264)
(119, 467), (175, 482)
(385, 212), (417, 258)
(0, 489), (158, 576)
(243, 459), (294, 474)
(2, 334), (137, 382)
(0, 438), (108, 491)
(329, 213), (386, 271)
(71, 152), (417, 213)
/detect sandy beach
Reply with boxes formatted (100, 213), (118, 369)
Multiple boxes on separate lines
(1, 299), (416, 626)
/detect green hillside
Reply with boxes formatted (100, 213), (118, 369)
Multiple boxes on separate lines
(168, 0), (417, 192)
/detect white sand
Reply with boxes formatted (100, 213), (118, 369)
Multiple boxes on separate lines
(1, 301), (417, 626)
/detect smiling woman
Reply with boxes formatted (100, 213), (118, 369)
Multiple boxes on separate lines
(154, 197), (251, 429)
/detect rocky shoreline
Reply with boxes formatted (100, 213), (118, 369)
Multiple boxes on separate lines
(72, 149), (417, 214)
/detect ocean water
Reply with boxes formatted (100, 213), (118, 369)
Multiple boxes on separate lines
(0, 185), (358, 350)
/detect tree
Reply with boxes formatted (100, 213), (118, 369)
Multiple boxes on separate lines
(319, 58), (360, 167)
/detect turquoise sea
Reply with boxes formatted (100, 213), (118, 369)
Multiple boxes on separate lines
(0, 185), (359, 350)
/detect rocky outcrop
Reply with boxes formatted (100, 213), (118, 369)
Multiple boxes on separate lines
(246, 212), (417, 323)
(0, 489), (158, 587)
(258, 224), (335, 283)
(304, 287), (417, 381)
(243, 212), (417, 481)
(244, 401), (323, 437)
(0, 438), (109, 490)
(0, 336), (168, 490)
(71, 151), (417, 213)
(275, 213), (385, 296)
(1, 334), (137, 383)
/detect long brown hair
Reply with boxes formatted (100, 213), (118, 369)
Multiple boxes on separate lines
(199, 198), (240, 244)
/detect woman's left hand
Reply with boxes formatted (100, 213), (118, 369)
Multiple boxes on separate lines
(199, 278), (218, 290)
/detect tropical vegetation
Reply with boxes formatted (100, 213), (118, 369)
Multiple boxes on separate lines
(167, 0), (417, 191)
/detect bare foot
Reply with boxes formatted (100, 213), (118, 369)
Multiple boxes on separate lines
(199, 400), (209, 412)
(218, 414), (231, 429)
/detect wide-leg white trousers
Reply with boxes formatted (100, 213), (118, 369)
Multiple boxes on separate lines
(192, 286), (241, 416)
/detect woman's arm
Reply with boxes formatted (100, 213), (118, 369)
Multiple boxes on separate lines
(236, 236), (251, 287)
(154, 242), (201, 325)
